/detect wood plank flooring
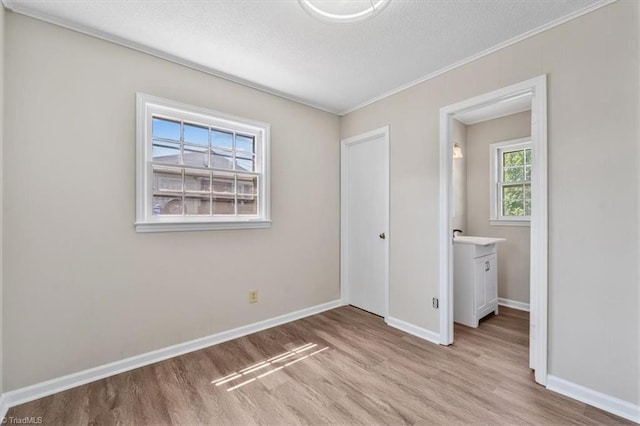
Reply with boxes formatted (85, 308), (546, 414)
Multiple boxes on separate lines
(7, 306), (631, 425)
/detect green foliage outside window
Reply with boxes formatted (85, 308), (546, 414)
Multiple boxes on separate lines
(501, 148), (531, 217)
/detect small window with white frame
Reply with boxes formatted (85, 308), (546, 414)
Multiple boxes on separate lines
(135, 93), (270, 232)
(490, 137), (531, 225)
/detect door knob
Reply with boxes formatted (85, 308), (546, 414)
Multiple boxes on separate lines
(379, 232), (386, 239)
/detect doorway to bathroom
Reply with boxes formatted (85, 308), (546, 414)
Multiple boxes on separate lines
(438, 76), (548, 386)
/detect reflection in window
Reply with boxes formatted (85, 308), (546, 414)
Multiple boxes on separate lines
(148, 119), (260, 216)
(137, 94), (270, 232)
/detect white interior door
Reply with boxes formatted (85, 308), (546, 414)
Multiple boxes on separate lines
(341, 128), (388, 317)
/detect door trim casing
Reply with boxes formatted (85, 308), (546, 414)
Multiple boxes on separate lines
(340, 126), (390, 321)
(439, 75), (548, 386)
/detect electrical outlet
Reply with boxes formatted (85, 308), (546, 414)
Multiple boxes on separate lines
(249, 290), (258, 304)
(432, 297), (439, 309)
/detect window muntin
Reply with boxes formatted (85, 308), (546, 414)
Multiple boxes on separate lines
(136, 94), (270, 232)
(490, 138), (531, 224)
(150, 117), (258, 217)
(500, 146), (531, 217)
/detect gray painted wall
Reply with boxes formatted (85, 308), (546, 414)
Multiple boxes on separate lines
(465, 111), (531, 304)
(3, 12), (340, 390)
(452, 119), (467, 232)
(1, 0), (639, 410)
(0, 3), (4, 395)
(341, 1), (639, 405)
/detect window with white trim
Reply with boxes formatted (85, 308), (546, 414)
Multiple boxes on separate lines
(136, 94), (270, 232)
(490, 138), (531, 225)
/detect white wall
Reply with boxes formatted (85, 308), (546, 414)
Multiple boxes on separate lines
(341, 1), (639, 405)
(3, 12), (340, 390)
(465, 111), (531, 304)
(451, 119), (466, 232)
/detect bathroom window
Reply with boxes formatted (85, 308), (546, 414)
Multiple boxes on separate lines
(489, 138), (531, 226)
(135, 93), (271, 232)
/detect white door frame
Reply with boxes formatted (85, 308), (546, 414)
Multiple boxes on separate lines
(340, 126), (390, 321)
(438, 76), (548, 385)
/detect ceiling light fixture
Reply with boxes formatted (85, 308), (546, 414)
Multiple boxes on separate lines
(298, 0), (392, 24)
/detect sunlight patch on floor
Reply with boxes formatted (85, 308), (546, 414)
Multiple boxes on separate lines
(211, 343), (331, 392)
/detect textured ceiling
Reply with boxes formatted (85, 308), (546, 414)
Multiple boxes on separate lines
(4, 0), (607, 114)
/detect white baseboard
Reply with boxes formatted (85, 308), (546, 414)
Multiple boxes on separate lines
(0, 299), (343, 415)
(498, 297), (530, 312)
(386, 316), (441, 345)
(547, 375), (640, 424)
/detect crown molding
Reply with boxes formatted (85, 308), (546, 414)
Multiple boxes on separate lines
(0, 0), (341, 115)
(1, 0), (617, 116)
(338, 0), (617, 115)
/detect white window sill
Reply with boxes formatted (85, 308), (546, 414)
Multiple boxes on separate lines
(490, 220), (530, 227)
(135, 220), (272, 233)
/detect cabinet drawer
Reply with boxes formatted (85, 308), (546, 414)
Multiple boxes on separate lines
(474, 243), (496, 258)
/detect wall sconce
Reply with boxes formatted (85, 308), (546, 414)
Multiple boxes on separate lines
(453, 142), (464, 159)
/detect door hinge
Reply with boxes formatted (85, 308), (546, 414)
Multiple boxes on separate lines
(432, 297), (439, 309)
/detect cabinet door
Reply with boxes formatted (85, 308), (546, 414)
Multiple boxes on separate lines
(473, 258), (487, 311)
(485, 254), (498, 305)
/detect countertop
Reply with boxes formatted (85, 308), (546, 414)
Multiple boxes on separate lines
(453, 236), (507, 246)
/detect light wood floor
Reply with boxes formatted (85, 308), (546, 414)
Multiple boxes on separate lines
(7, 306), (631, 425)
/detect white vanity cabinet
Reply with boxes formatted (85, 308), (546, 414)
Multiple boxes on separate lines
(453, 236), (506, 328)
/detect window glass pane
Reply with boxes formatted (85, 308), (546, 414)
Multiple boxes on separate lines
(503, 199), (524, 217)
(236, 158), (254, 172)
(212, 130), (233, 150)
(503, 151), (511, 166)
(212, 198), (235, 214)
(503, 166), (524, 183)
(236, 134), (255, 153)
(184, 123), (209, 146)
(184, 170), (210, 193)
(152, 196), (183, 215)
(236, 150), (254, 160)
(184, 196), (211, 215)
(141, 97), (269, 228)
(152, 143), (181, 164)
(503, 184), (524, 200)
(237, 176), (258, 196)
(503, 150), (524, 167)
(212, 174), (235, 194)
(493, 142), (531, 221)
(183, 145), (208, 167)
(502, 184), (525, 216)
(237, 175), (258, 215)
(237, 199), (257, 215)
(152, 167), (182, 192)
(152, 118), (181, 141)
(211, 149), (234, 170)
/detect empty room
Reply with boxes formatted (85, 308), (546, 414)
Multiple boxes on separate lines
(0, 0), (638, 424)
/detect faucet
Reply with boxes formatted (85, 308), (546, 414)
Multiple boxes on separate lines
(453, 229), (463, 238)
